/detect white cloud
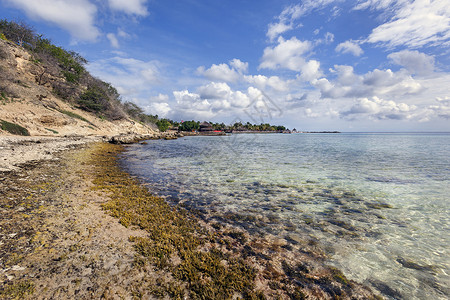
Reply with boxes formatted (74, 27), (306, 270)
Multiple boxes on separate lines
(244, 75), (290, 92)
(117, 28), (130, 38)
(267, 22), (294, 42)
(388, 50), (435, 76)
(197, 82), (232, 100)
(169, 83), (282, 121)
(335, 40), (363, 56)
(197, 63), (240, 83)
(353, 0), (400, 11)
(4, 0), (100, 41)
(360, 0), (450, 48)
(197, 82), (252, 109)
(172, 90), (214, 120)
(197, 59), (249, 83)
(341, 96), (418, 120)
(107, 0), (148, 16)
(259, 37), (312, 71)
(106, 33), (119, 48)
(324, 32), (335, 44)
(299, 60), (322, 82)
(229, 59), (248, 73)
(334, 65), (360, 86)
(87, 56), (161, 99)
(266, 0), (338, 41)
(150, 93), (169, 102)
(363, 69), (402, 86)
(146, 102), (171, 117)
(314, 64), (423, 100)
(260, 37), (321, 82)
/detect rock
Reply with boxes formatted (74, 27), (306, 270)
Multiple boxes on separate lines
(108, 134), (153, 144)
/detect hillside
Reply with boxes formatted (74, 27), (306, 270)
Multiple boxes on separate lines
(0, 23), (156, 137)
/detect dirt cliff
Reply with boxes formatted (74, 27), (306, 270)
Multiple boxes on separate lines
(0, 38), (156, 137)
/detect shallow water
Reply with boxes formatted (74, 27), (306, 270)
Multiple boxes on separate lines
(122, 133), (450, 299)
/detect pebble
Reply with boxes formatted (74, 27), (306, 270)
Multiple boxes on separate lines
(11, 265), (26, 271)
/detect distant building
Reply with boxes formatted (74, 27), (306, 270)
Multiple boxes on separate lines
(199, 121), (213, 132)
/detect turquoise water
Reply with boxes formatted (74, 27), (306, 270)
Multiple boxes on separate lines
(122, 133), (450, 299)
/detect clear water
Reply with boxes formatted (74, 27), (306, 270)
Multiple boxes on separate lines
(121, 133), (450, 299)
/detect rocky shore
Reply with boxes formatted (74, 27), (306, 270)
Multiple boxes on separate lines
(0, 135), (382, 299)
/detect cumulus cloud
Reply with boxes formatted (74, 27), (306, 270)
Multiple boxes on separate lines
(244, 75), (290, 92)
(107, 0), (148, 16)
(388, 50), (435, 76)
(358, 0), (450, 48)
(299, 60), (321, 82)
(229, 59), (248, 73)
(4, 0), (100, 41)
(169, 83), (282, 121)
(335, 40), (363, 56)
(197, 82), (252, 109)
(342, 96), (418, 120)
(172, 90), (214, 120)
(146, 102), (171, 117)
(314, 64), (423, 100)
(259, 37), (321, 81)
(259, 37), (311, 71)
(197, 64), (238, 83)
(197, 59), (248, 83)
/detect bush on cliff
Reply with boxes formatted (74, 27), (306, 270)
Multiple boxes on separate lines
(0, 119), (30, 136)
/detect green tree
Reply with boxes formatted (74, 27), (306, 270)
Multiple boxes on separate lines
(156, 119), (171, 132)
(78, 85), (108, 112)
(179, 120), (199, 131)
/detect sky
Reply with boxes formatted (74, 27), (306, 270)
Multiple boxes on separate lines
(1, 0), (449, 131)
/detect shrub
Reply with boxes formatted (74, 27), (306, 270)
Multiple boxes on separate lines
(78, 86), (107, 112)
(0, 119), (30, 135)
(45, 128), (58, 134)
(58, 109), (91, 124)
(156, 119), (171, 132)
(179, 120), (200, 131)
(35, 37), (86, 83)
(0, 19), (35, 47)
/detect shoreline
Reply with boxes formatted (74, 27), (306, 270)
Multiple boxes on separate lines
(0, 136), (381, 299)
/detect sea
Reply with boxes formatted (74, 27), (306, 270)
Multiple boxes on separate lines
(121, 132), (449, 299)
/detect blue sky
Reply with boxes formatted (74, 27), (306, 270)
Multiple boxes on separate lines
(1, 0), (449, 131)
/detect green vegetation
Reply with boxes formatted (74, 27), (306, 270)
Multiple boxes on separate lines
(45, 128), (58, 134)
(0, 119), (30, 136)
(90, 143), (260, 299)
(34, 38), (86, 83)
(228, 121), (287, 132)
(122, 101), (161, 124)
(57, 109), (91, 124)
(0, 280), (34, 299)
(179, 120), (200, 131)
(156, 119), (171, 132)
(0, 91), (10, 104)
(78, 86), (107, 112)
(0, 19), (128, 122)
